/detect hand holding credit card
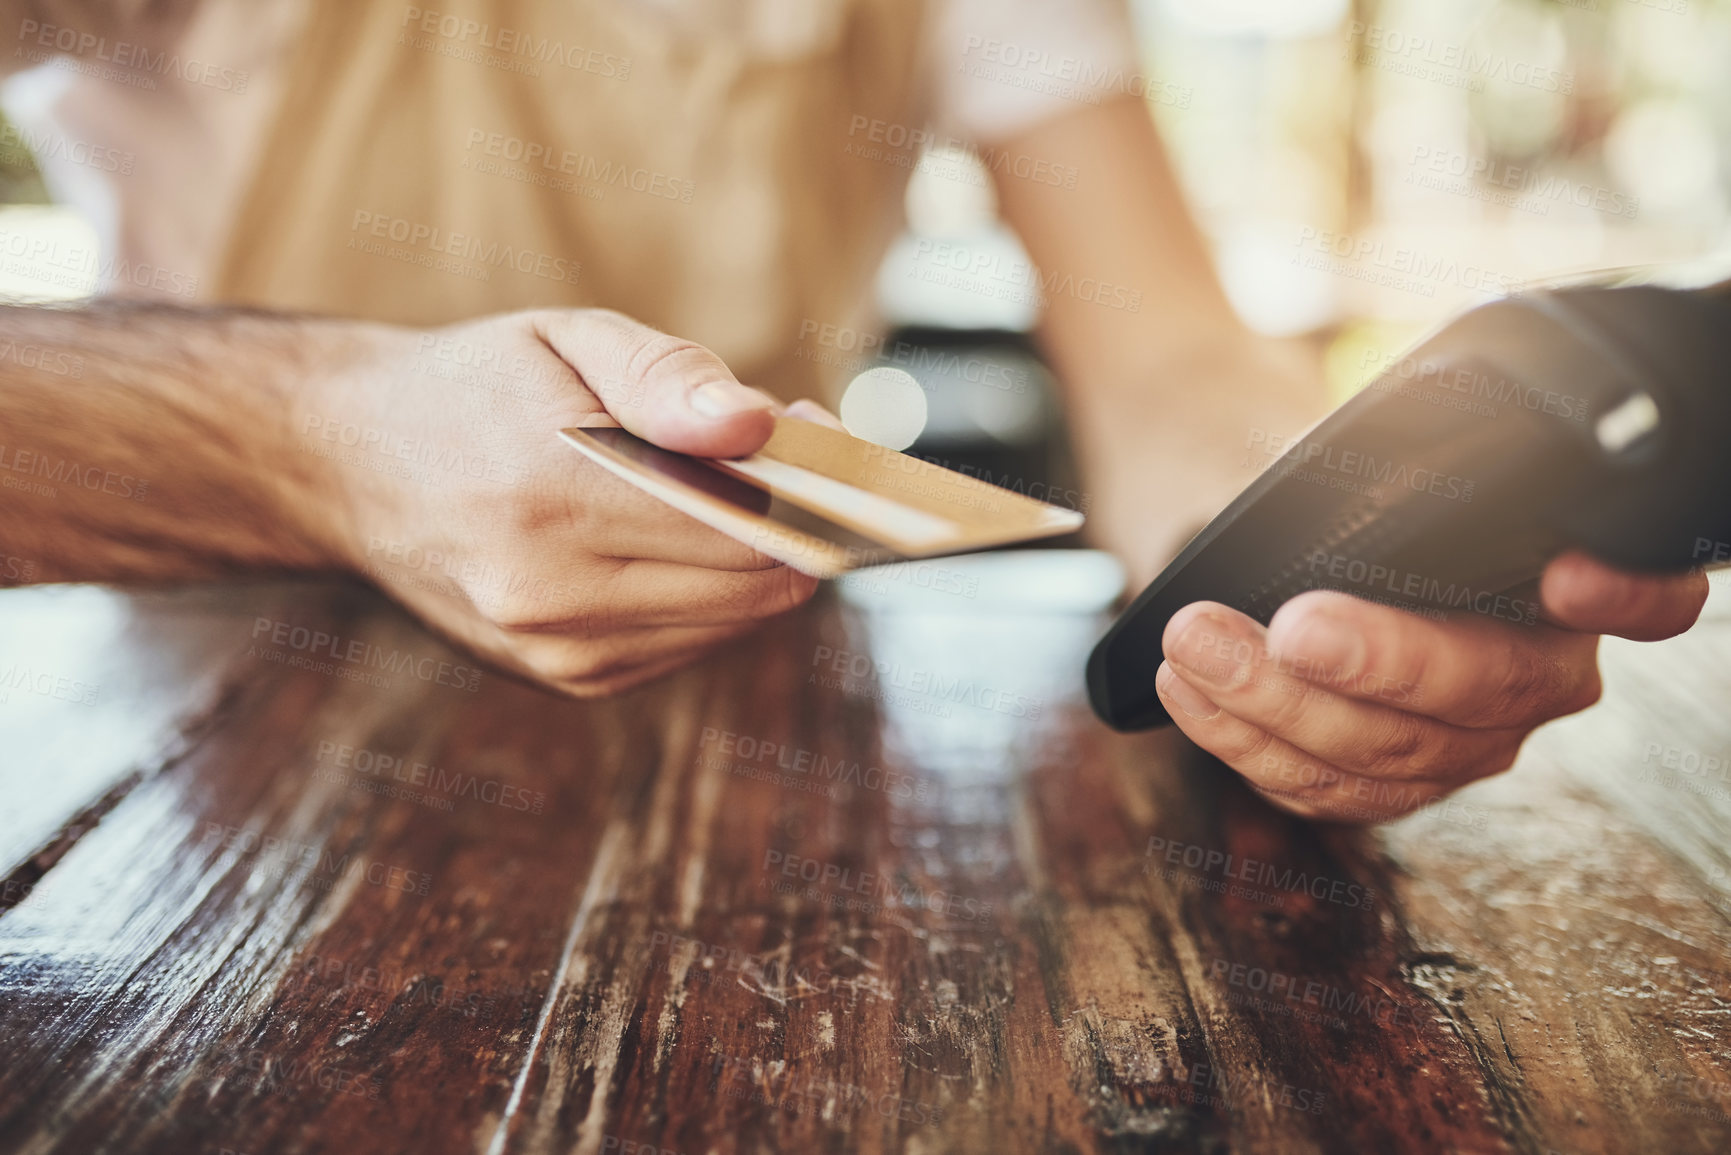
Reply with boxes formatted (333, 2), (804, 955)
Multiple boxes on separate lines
(560, 417), (1084, 577)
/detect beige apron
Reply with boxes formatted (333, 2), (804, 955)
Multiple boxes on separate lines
(215, 0), (931, 403)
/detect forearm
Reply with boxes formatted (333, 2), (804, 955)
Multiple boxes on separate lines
(991, 97), (1247, 402)
(0, 301), (357, 585)
(990, 96), (1327, 573)
(0, 2), (198, 81)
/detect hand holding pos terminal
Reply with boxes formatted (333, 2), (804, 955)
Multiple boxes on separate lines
(1087, 267), (1731, 731)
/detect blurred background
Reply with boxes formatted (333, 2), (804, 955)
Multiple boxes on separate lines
(1, 0), (1726, 485)
(865, 0), (1731, 477)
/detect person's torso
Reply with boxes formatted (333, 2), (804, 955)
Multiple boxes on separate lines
(10, 0), (935, 402)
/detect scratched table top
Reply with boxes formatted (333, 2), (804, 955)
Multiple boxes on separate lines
(3, 557), (1731, 1155)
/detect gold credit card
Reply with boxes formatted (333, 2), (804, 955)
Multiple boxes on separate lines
(559, 419), (1084, 577)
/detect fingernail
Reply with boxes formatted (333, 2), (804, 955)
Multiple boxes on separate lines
(1169, 611), (1254, 689)
(691, 380), (775, 418)
(1157, 662), (1221, 721)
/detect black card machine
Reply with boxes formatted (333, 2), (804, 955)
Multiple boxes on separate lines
(1087, 272), (1731, 731)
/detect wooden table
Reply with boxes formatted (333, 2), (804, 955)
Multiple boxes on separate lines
(3, 562), (1731, 1155)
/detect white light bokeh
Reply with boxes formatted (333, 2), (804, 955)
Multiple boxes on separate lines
(1605, 98), (1721, 218)
(0, 204), (99, 302)
(839, 366), (929, 450)
(1151, 0), (1348, 39)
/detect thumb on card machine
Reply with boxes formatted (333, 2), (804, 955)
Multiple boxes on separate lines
(559, 418), (1084, 577)
(1088, 272), (1731, 731)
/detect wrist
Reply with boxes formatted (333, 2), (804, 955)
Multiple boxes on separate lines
(272, 316), (420, 574)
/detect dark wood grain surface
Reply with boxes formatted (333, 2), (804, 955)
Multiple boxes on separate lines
(3, 563), (1731, 1155)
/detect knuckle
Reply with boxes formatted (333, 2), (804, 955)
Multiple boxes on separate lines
(625, 331), (719, 389)
(568, 654), (700, 699)
(1359, 614), (1430, 701)
(472, 580), (586, 634)
(730, 567), (816, 621)
(1251, 785), (1327, 820)
(1215, 723), (1280, 774)
(561, 670), (645, 699)
(497, 487), (565, 539)
(1484, 736), (1524, 775)
(1485, 640), (1567, 720)
(1382, 786), (1447, 821)
(766, 567), (819, 615)
(1561, 667), (1604, 716)
(1257, 669), (1317, 731)
(554, 676), (614, 700)
(1363, 712), (1437, 776)
(468, 584), (538, 630)
(541, 645), (627, 690)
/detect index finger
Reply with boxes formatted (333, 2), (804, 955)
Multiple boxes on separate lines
(1539, 551), (1708, 641)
